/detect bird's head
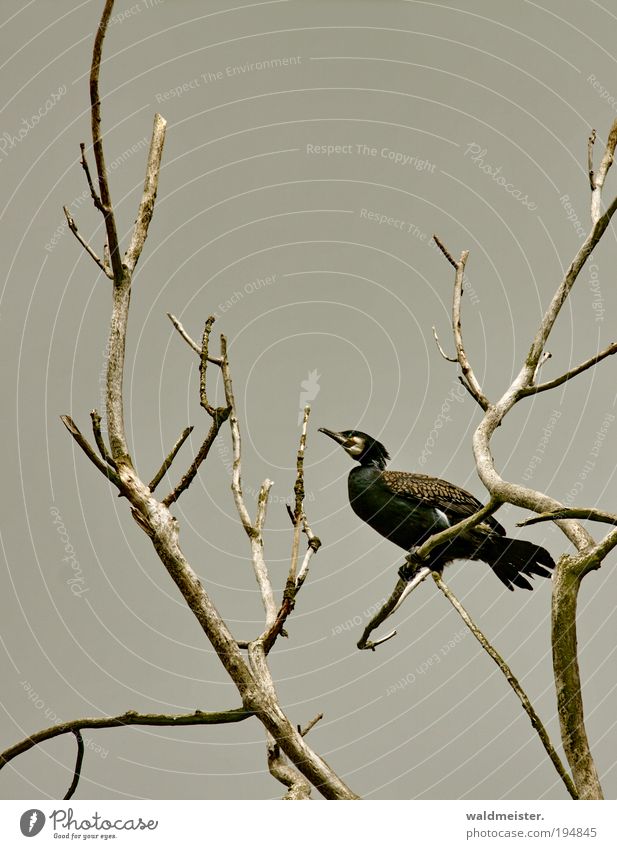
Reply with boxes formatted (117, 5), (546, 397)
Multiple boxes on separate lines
(318, 428), (390, 469)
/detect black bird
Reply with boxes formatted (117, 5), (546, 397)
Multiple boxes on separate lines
(319, 428), (554, 591)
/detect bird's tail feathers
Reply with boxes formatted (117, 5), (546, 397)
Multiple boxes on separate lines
(480, 536), (555, 591)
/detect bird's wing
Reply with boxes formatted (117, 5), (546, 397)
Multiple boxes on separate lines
(380, 470), (506, 535)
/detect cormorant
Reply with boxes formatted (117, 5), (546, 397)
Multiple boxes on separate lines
(318, 428), (554, 590)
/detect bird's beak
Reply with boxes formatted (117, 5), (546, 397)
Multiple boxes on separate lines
(318, 427), (348, 446)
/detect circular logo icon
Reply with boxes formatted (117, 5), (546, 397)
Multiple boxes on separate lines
(19, 809), (46, 837)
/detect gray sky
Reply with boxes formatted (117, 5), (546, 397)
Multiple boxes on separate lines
(1, 0), (616, 800)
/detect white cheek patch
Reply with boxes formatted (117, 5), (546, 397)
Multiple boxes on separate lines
(346, 442), (364, 456)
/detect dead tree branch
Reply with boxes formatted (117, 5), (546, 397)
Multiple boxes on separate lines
(148, 426), (193, 492)
(44, 0), (360, 801)
(0, 708), (253, 769)
(432, 573), (578, 800)
(64, 731), (85, 800)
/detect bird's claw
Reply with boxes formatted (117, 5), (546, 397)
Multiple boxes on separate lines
(398, 548), (426, 581)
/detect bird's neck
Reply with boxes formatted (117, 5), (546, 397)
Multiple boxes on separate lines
(358, 458), (387, 471)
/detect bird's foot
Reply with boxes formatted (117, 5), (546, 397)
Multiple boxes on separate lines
(398, 548), (426, 582)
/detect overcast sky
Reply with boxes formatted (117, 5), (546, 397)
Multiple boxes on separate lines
(1, 0), (616, 801)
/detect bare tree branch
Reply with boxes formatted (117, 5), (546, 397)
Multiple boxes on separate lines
(518, 508), (617, 528)
(432, 572), (578, 800)
(63, 731), (84, 800)
(220, 336), (255, 535)
(89, 0), (123, 281)
(90, 409), (116, 468)
(521, 341), (617, 396)
(262, 407), (321, 651)
(0, 708), (253, 769)
(433, 237), (489, 409)
(79, 142), (103, 212)
(587, 129), (596, 192)
(63, 206), (111, 277)
(161, 422), (226, 507)
(168, 312), (222, 364)
(124, 112), (167, 273)
(591, 118), (617, 223)
(432, 325), (457, 362)
(161, 318), (230, 505)
(46, 0), (363, 801)
(149, 426), (193, 492)
(433, 234), (458, 268)
(299, 713), (324, 737)
(61, 415), (121, 488)
(267, 734), (312, 799)
(219, 336), (277, 627)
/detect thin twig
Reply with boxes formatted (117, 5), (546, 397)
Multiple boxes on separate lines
(433, 234), (458, 268)
(452, 250), (489, 410)
(432, 325), (457, 362)
(61, 415), (121, 488)
(591, 118), (617, 223)
(218, 335), (277, 625)
(588, 129), (596, 191)
(251, 479), (277, 626)
(167, 313), (222, 364)
(90, 409), (116, 467)
(79, 142), (103, 211)
(296, 518), (321, 590)
(161, 422), (227, 507)
(299, 713), (324, 737)
(532, 350), (552, 383)
(518, 508), (617, 528)
(432, 572), (578, 799)
(63, 206), (111, 277)
(262, 407), (319, 651)
(522, 341), (617, 395)
(148, 426), (193, 492)
(220, 336), (254, 535)
(0, 708), (253, 769)
(64, 731), (85, 800)
(161, 319), (229, 504)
